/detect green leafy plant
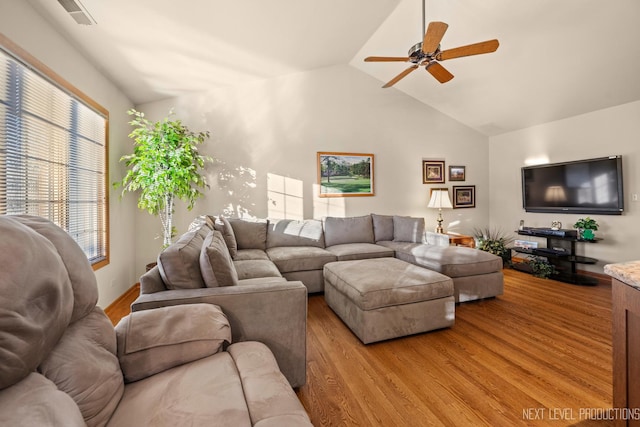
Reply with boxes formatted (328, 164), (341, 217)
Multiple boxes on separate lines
(473, 227), (514, 266)
(573, 217), (598, 230)
(114, 109), (211, 247)
(573, 217), (598, 240)
(527, 256), (556, 279)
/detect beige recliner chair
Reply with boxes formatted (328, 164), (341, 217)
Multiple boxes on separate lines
(0, 215), (312, 426)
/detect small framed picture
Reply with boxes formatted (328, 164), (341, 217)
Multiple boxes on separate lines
(449, 165), (465, 181)
(422, 160), (445, 184)
(453, 185), (475, 208)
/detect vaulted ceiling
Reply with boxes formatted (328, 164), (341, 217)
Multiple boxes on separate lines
(26, 0), (640, 135)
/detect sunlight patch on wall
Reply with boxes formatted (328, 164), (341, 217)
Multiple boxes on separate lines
(267, 173), (303, 220)
(312, 184), (345, 219)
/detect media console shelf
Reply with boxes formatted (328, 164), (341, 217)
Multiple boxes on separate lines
(511, 228), (600, 286)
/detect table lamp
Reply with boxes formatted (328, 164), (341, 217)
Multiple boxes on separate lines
(428, 189), (453, 233)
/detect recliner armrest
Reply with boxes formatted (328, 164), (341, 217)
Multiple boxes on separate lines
(115, 303), (230, 383)
(131, 281), (308, 388)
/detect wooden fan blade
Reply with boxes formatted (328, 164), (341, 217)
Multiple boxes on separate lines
(436, 39), (499, 61)
(364, 56), (410, 62)
(382, 65), (419, 88)
(426, 62), (454, 83)
(422, 21), (449, 54)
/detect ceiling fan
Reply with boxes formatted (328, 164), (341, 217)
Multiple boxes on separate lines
(364, 0), (499, 88)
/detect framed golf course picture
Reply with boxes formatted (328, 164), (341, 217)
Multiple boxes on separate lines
(317, 152), (374, 197)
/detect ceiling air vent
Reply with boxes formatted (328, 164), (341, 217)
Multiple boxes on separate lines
(57, 0), (96, 25)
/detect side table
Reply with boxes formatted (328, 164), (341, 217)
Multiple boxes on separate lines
(446, 232), (475, 248)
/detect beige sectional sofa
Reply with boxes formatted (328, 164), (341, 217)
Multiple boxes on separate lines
(0, 215), (312, 426)
(135, 214), (503, 367)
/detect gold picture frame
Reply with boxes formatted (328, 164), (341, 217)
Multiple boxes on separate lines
(317, 152), (374, 197)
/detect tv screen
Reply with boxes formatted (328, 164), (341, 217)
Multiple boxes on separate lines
(521, 156), (624, 215)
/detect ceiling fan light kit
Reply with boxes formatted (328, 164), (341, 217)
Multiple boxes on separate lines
(365, 1), (499, 88)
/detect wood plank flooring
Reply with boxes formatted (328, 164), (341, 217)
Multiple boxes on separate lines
(105, 269), (614, 426)
(296, 269), (613, 426)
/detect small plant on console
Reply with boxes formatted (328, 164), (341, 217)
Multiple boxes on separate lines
(527, 256), (556, 279)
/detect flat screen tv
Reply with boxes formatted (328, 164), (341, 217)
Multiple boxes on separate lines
(521, 156), (624, 215)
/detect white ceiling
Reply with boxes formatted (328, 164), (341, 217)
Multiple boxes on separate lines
(27, 0), (640, 136)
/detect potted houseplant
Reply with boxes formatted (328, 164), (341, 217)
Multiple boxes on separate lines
(527, 256), (556, 279)
(473, 227), (514, 267)
(573, 217), (598, 240)
(114, 109), (211, 247)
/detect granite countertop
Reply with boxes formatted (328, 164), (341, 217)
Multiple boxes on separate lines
(604, 261), (640, 290)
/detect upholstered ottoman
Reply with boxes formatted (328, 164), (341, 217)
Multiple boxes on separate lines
(323, 258), (455, 344)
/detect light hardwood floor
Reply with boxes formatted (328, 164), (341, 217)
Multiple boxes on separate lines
(296, 268), (613, 427)
(106, 269), (613, 426)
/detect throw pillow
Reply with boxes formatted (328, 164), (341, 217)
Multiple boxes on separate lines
(214, 216), (238, 258)
(157, 228), (206, 289)
(393, 215), (425, 243)
(200, 230), (239, 287)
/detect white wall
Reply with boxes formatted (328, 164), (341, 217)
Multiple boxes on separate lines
(133, 65), (491, 272)
(489, 101), (640, 273)
(1, 0), (137, 307)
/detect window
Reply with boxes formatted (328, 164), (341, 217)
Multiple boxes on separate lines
(0, 34), (109, 269)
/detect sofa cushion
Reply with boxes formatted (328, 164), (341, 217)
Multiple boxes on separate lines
(214, 217), (238, 258)
(371, 214), (394, 242)
(115, 304), (231, 383)
(323, 215), (375, 247)
(234, 259), (283, 280)
(266, 246), (337, 273)
(379, 241), (503, 278)
(157, 227), (206, 290)
(230, 219), (269, 250)
(325, 243), (394, 261)
(200, 231), (239, 287)
(107, 352), (253, 426)
(267, 219), (325, 248)
(393, 215), (425, 243)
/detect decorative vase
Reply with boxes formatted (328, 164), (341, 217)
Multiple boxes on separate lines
(582, 229), (595, 240)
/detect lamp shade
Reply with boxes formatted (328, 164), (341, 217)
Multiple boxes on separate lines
(428, 190), (453, 209)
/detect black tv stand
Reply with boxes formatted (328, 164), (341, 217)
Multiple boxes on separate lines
(511, 229), (600, 286)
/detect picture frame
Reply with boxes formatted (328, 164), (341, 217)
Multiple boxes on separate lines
(453, 185), (476, 208)
(317, 152), (374, 197)
(449, 165), (466, 182)
(422, 160), (445, 184)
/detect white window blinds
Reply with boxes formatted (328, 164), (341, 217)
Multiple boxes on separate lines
(0, 39), (109, 268)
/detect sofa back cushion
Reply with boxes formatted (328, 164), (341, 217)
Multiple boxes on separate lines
(267, 219), (325, 248)
(0, 217), (74, 390)
(371, 214), (394, 242)
(229, 219), (269, 250)
(393, 215), (425, 243)
(157, 226), (208, 289)
(38, 308), (124, 427)
(324, 215), (375, 247)
(200, 231), (239, 287)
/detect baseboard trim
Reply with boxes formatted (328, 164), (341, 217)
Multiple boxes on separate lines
(104, 283), (139, 325)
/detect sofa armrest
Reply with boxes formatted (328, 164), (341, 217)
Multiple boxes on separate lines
(115, 303), (230, 383)
(131, 281), (308, 388)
